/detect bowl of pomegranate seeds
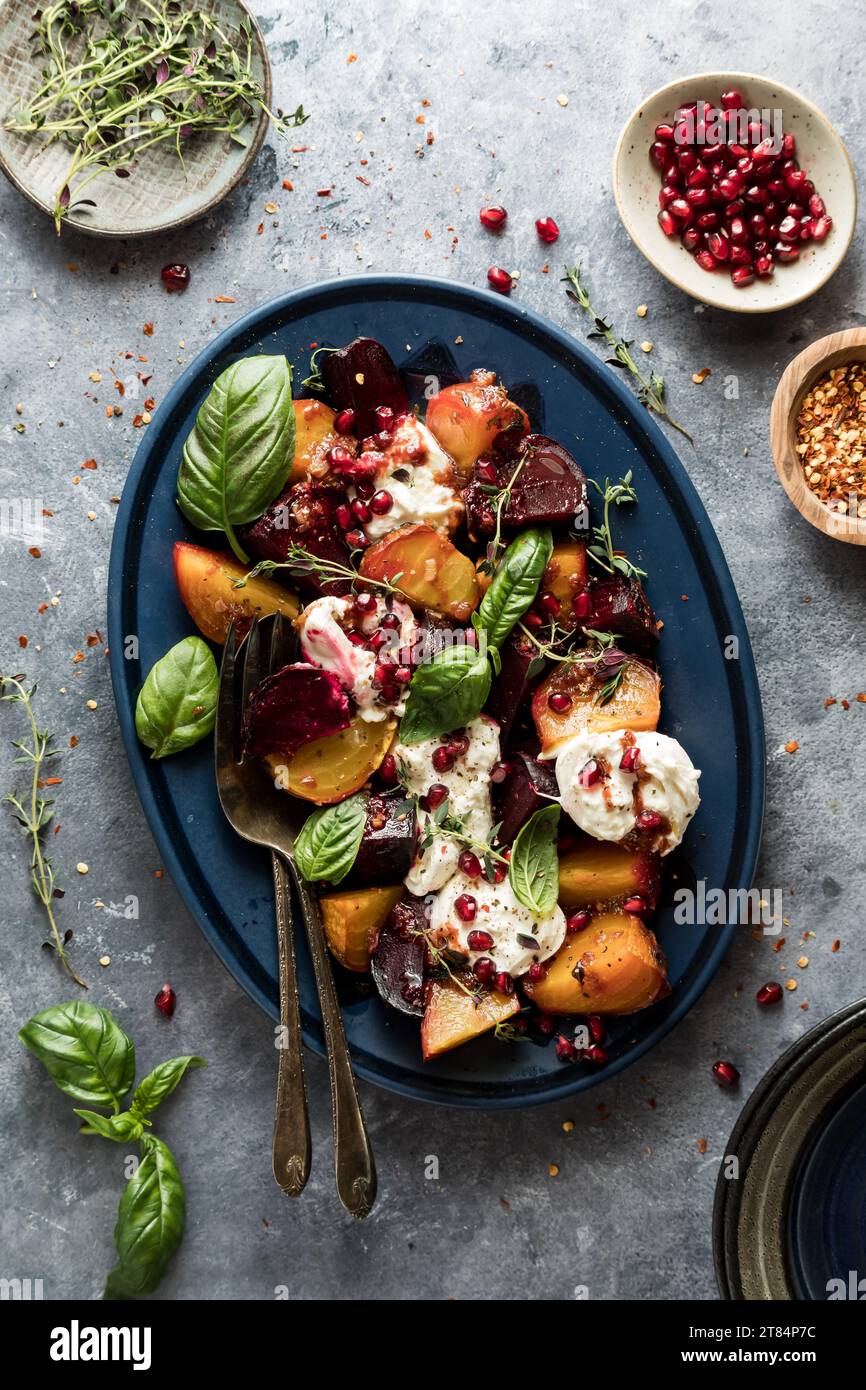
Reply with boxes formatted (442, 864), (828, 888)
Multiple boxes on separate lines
(613, 73), (856, 312)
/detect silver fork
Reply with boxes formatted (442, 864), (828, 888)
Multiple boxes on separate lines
(216, 614), (377, 1219)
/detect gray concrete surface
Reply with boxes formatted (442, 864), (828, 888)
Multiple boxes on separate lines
(1, 0), (865, 1302)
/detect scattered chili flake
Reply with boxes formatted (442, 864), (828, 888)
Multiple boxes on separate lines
(85, 632), (101, 647)
(72, 475), (81, 485)
(155, 868), (164, 878)
(18, 635), (27, 648)
(257, 222), (264, 236)
(773, 937), (786, 952)
(424, 228), (431, 240)
(548, 1163), (559, 1177)
(69, 735), (78, 748)
(132, 414), (144, 428)
(784, 739), (799, 753)
(28, 547), (41, 558)
(347, 52), (357, 63)
(317, 188), (332, 197)
(37, 603), (48, 614)
(692, 368), (711, 384)
(832, 938), (841, 953)
(824, 697), (837, 709)
(214, 296), (236, 303)
(43, 777), (62, 786)
(143, 322), (154, 336)
(697, 1138), (708, 1154)
(841, 698), (850, 710)
(114, 379), (125, 397)
(356, 175), (371, 186)
(858, 693), (866, 703)
(82, 458), (98, 470)
(562, 1120), (574, 1133)
(282, 179), (294, 191)
(646, 1097), (657, 1110)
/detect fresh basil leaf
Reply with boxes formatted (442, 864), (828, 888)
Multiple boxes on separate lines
(19, 1001), (135, 1109)
(74, 1109), (146, 1143)
(104, 1135), (185, 1301)
(135, 636), (218, 759)
(177, 354), (295, 562)
(129, 1056), (207, 1119)
(477, 528), (553, 649)
(399, 644), (492, 744)
(509, 804), (561, 916)
(295, 795), (366, 884)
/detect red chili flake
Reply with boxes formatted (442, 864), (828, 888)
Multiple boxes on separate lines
(346, 53), (357, 64)
(154, 868), (164, 879)
(421, 98), (431, 107)
(85, 632), (100, 647)
(426, 132), (435, 146)
(317, 188), (332, 197)
(72, 651), (84, 664)
(291, 146), (307, 153)
(214, 296), (236, 303)
(356, 175), (370, 186)
(28, 547), (41, 558)
(257, 222), (264, 235)
(143, 322), (154, 336)
(144, 397), (155, 411)
(282, 179), (294, 191)
(69, 735), (78, 748)
(114, 380), (125, 397)
(841, 699), (850, 710)
(37, 603), (48, 614)
(697, 1138), (708, 1154)
(43, 777), (62, 786)
(424, 228), (431, 240)
(42, 508), (54, 516)
(785, 739), (799, 753)
(18, 635), (27, 648)
(824, 697), (837, 709)
(773, 937), (786, 952)
(132, 414), (144, 428)
(82, 458), (98, 470)
(832, 938), (841, 953)
(646, 1097), (657, 1110)
(415, 114), (425, 125)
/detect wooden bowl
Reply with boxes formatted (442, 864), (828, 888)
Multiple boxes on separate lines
(613, 72), (857, 313)
(770, 328), (866, 544)
(0, 0), (271, 238)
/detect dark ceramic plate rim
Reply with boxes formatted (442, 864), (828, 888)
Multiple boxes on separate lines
(712, 997), (866, 1298)
(107, 273), (765, 1109)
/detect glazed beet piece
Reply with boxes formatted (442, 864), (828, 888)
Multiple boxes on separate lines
(587, 576), (659, 653)
(321, 337), (409, 439)
(344, 792), (417, 888)
(239, 480), (352, 595)
(484, 631), (540, 745)
(495, 752), (559, 843)
(244, 664), (351, 757)
(370, 893), (428, 1017)
(464, 434), (588, 536)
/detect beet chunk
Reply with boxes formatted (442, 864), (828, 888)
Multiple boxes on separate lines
(371, 893), (428, 1016)
(587, 576), (659, 653)
(244, 664), (351, 757)
(321, 337), (409, 439)
(485, 631), (540, 745)
(239, 480), (352, 595)
(345, 792), (417, 888)
(495, 752), (559, 843)
(464, 434), (588, 536)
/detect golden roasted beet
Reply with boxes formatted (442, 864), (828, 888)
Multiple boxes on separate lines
(263, 716), (396, 805)
(524, 911), (669, 1015)
(359, 523), (481, 623)
(424, 372), (529, 480)
(290, 399), (340, 484)
(421, 976), (520, 1059)
(173, 541), (298, 644)
(532, 652), (661, 755)
(542, 541), (588, 629)
(558, 842), (661, 912)
(320, 884), (403, 972)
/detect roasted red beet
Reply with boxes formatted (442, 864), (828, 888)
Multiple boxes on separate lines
(244, 664), (351, 757)
(484, 631), (539, 745)
(239, 480), (352, 595)
(321, 337), (409, 439)
(587, 576), (659, 653)
(370, 894), (428, 1016)
(464, 434), (588, 536)
(342, 792), (417, 888)
(495, 752), (559, 843)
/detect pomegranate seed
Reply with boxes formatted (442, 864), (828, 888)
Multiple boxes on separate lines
(547, 691), (572, 714)
(539, 591), (560, 617)
(720, 88), (743, 110)
(696, 211), (719, 230)
(687, 165), (711, 189)
(467, 929), (493, 953)
(752, 137), (776, 163)
(492, 861), (507, 883)
(554, 1034), (578, 1062)
(425, 783), (448, 811)
(369, 489), (393, 516)
(778, 214), (800, 242)
(487, 266), (513, 294)
(785, 167), (807, 193)
(490, 761), (510, 784)
(351, 497), (371, 524)
(650, 140), (672, 170)
(811, 215), (832, 240)
(755, 254), (774, 276)
(725, 199), (745, 218)
(354, 590), (377, 614)
(696, 249), (717, 271)
(707, 231), (729, 260)
(473, 956), (495, 984)
(535, 216), (559, 243)
(577, 758), (602, 787)
(475, 457), (498, 484)
(573, 591), (591, 619)
(636, 808), (664, 830)
(458, 850), (483, 878)
(455, 894), (477, 923)
(729, 243), (753, 267)
(756, 981), (783, 1007)
(327, 443), (355, 471)
(346, 630), (366, 647)
(712, 1060), (740, 1089)
(654, 122), (676, 140)
(479, 205), (507, 230)
(335, 503), (353, 530)
(495, 971), (514, 995)
(536, 1014), (554, 1036)
(392, 666), (412, 684)
(334, 407), (355, 435)
(161, 263), (190, 293)
(682, 226), (702, 251)
(379, 683), (400, 703)
(782, 132), (796, 158)
(356, 478), (375, 499)
(669, 197), (691, 221)
(657, 208), (677, 236)
(775, 241), (800, 262)
(432, 744), (456, 773)
(588, 1015), (605, 1044)
(380, 612), (400, 630)
(732, 266), (755, 287)
(619, 745), (640, 772)
(378, 753), (398, 785)
(154, 983), (176, 1017)
(566, 909), (591, 934)
(527, 961), (547, 982)
(345, 528), (368, 548)
(809, 194), (825, 217)
(676, 149), (698, 175)
(623, 895), (647, 915)
(369, 630), (388, 653)
(373, 660), (394, 685)
(749, 212), (768, 238)
(583, 1044), (609, 1065)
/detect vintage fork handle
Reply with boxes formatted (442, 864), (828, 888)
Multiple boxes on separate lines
(271, 851), (312, 1198)
(288, 861), (377, 1219)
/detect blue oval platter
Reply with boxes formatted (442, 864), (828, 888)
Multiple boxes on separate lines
(107, 274), (765, 1108)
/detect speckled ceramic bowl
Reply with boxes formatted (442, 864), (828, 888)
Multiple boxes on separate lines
(0, 0), (271, 238)
(613, 72), (857, 313)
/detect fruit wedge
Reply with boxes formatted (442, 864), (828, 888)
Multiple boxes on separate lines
(421, 976), (520, 1059)
(558, 842), (661, 912)
(320, 884), (403, 972)
(524, 911), (669, 1015)
(173, 541), (298, 645)
(424, 373), (529, 480)
(360, 523), (481, 623)
(264, 716), (396, 805)
(533, 653), (660, 755)
(291, 399), (340, 484)
(542, 540), (588, 629)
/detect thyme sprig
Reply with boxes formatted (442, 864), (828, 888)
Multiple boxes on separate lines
(516, 623), (630, 707)
(477, 452), (529, 576)
(238, 549), (403, 597)
(415, 793), (507, 884)
(409, 925), (481, 1001)
(588, 472), (647, 581)
(301, 346), (340, 394)
(1, 675), (87, 988)
(562, 265), (692, 442)
(6, 0), (308, 232)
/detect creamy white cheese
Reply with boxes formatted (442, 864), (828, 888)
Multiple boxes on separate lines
(296, 594), (416, 722)
(396, 715), (500, 894)
(556, 727), (701, 855)
(430, 871), (566, 976)
(357, 417), (463, 541)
